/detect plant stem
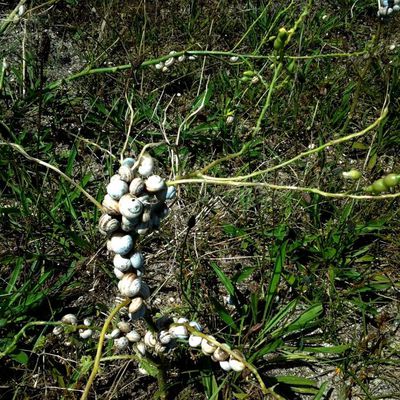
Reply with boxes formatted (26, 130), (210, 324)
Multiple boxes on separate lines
(80, 298), (131, 400)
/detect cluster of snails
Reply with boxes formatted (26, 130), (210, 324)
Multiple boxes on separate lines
(378, 0), (400, 15)
(154, 51), (198, 72)
(52, 313), (94, 340)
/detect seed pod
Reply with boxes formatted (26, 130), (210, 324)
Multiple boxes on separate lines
(371, 178), (388, 193)
(383, 173), (399, 188)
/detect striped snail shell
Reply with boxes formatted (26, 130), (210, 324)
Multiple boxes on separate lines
(118, 165), (135, 183)
(154, 342), (167, 354)
(102, 194), (120, 216)
(128, 296), (145, 320)
(144, 331), (157, 347)
(201, 336), (217, 355)
(114, 267), (125, 279)
(99, 214), (120, 235)
(61, 314), (78, 325)
(118, 272), (141, 297)
(159, 330), (172, 345)
(213, 346), (230, 362)
(129, 177), (145, 196)
(119, 194), (144, 219)
(229, 350), (245, 372)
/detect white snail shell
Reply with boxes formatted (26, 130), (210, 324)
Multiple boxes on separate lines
(219, 360), (232, 371)
(52, 326), (63, 335)
(154, 342), (167, 354)
(119, 194), (144, 219)
(99, 214), (120, 235)
(138, 365), (148, 375)
(145, 175), (165, 193)
(106, 328), (121, 340)
(142, 208), (152, 223)
(83, 318), (92, 327)
(114, 268), (125, 279)
(110, 233), (134, 255)
(155, 62), (164, 70)
(118, 165), (134, 183)
(61, 314), (78, 325)
(118, 273), (141, 297)
(114, 336), (129, 350)
(130, 252), (144, 269)
(121, 157), (135, 167)
(113, 254), (132, 272)
(136, 341), (146, 356)
(126, 329), (141, 342)
(229, 350), (245, 372)
(137, 153), (154, 177)
(79, 329), (93, 339)
(102, 194), (120, 215)
(144, 331), (157, 347)
(129, 177), (145, 196)
(188, 334), (202, 347)
(107, 179), (128, 200)
(178, 55), (185, 62)
(165, 57), (174, 67)
(169, 325), (188, 339)
(201, 337), (217, 355)
(129, 298), (145, 320)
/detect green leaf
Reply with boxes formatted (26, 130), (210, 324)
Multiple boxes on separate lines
(10, 351), (29, 365)
(352, 142), (369, 150)
(192, 86), (213, 110)
(263, 241), (287, 319)
(211, 299), (238, 331)
(210, 262), (235, 297)
(275, 375), (317, 387)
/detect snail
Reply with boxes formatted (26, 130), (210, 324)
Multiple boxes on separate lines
(79, 329), (93, 339)
(113, 254), (132, 272)
(188, 334), (202, 347)
(129, 177), (145, 196)
(130, 252), (144, 269)
(135, 341), (146, 356)
(126, 329), (141, 342)
(128, 297), (145, 320)
(201, 337), (217, 355)
(219, 360), (232, 372)
(144, 331), (157, 347)
(61, 314), (78, 325)
(114, 268), (125, 279)
(114, 336), (129, 350)
(165, 186), (176, 201)
(212, 346), (230, 362)
(121, 215), (139, 232)
(229, 350), (245, 372)
(119, 194), (144, 219)
(118, 273), (142, 297)
(105, 328), (121, 340)
(110, 233), (134, 255)
(118, 165), (135, 183)
(99, 214), (120, 235)
(107, 178), (129, 200)
(137, 153), (154, 177)
(117, 321), (131, 333)
(145, 175), (166, 193)
(102, 194), (120, 215)
(159, 330), (173, 345)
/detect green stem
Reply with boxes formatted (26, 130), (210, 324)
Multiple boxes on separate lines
(80, 298), (131, 400)
(253, 62), (283, 136)
(193, 107), (388, 182)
